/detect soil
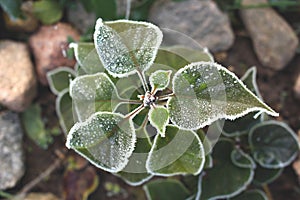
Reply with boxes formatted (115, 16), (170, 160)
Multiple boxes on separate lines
(1, 7), (300, 200)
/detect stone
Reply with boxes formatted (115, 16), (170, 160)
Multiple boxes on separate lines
(29, 23), (80, 85)
(67, 2), (96, 33)
(0, 40), (37, 112)
(148, 0), (234, 52)
(0, 111), (24, 190)
(294, 75), (300, 99)
(25, 193), (59, 200)
(240, 0), (299, 70)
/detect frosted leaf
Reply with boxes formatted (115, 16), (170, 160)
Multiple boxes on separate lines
(47, 67), (75, 95)
(197, 139), (254, 200)
(149, 70), (172, 92)
(93, 18), (163, 77)
(231, 148), (256, 169)
(70, 73), (121, 121)
(148, 106), (169, 137)
(70, 42), (104, 74)
(249, 120), (299, 168)
(219, 67), (263, 137)
(56, 89), (75, 135)
(117, 127), (153, 186)
(66, 112), (136, 173)
(146, 125), (205, 176)
(168, 61), (278, 130)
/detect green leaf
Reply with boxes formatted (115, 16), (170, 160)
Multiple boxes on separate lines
(197, 139), (254, 200)
(162, 46), (213, 63)
(0, 0), (22, 20)
(70, 42), (105, 74)
(143, 179), (190, 200)
(21, 104), (53, 149)
(148, 106), (169, 137)
(146, 125), (205, 176)
(168, 61), (278, 130)
(253, 164), (283, 185)
(70, 72), (121, 121)
(47, 67), (76, 95)
(93, 18), (163, 77)
(231, 148), (256, 169)
(219, 67), (263, 137)
(56, 89), (75, 135)
(33, 0), (63, 24)
(66, 112), (136, 173)
(229, 189), (267, 200)
(249, 120), (299, 168)
(79, 0), (117, 20)
(149, 70), (172, 92)
(117, 127), (153, 186)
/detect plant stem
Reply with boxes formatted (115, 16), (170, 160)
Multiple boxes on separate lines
(14, 151), (65, 199)
(126, 0), (131, 19)
(263, 184), (274, 200)
(157, 93), (175, 101)
(125, 104), (144, 119)
(137, 71), (149, 92)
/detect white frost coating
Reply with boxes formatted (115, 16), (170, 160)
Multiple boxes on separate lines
(168, 61), (279, 130)
(114, 173), (154, 186)
(197, 140), (255, 200)
(93, 18), (163, 78)
(69, 72), (121, 122)
(146, 125), (205, 177)
(249, 120), (300, 169)
(231, 148), (256, 169)
(148, 106), (169, 137)
(46, 67), (76, 95)
(241, 66), (263, 99)
(65, 111), (137, 173)
(149, 70), (172, 92)
(56, 88), (72, 136)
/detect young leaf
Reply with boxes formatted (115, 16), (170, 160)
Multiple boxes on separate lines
(197, 139), (254, 200)
(146, 125), (205, 176)
(56, 89), (75, 135)
(143, 179), (190, 200)
(93, 18), (163, 77)
(229, 189), (267, 200)
(33, 0), (63, 24)
(70, 72), (121, 121)
(70, 43), (105, 74)
(21, 104), (53, 149)
(253, 165), (283, 185)
(47, 67), (76, 95)
(249, 120), (299, 168)
(168, 61), (278, 130)
(149, 70), (172, 92)
(117, 127), (153, 186)
(66, 112), (136, 173)
(148, 106), (169, 137)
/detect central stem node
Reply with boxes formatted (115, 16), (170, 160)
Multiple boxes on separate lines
(138, 91), (157, 107)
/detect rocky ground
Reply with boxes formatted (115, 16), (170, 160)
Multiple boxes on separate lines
(0, 0), (300, 199)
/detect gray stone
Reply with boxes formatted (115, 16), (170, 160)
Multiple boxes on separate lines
(0, 40), (37, 112)
(240, 0), (299, 70)
(67, 1), (96, 33)
(0, 111), (24, 190)
(294, 74), (300, 99)
(29, 23), (80, 85)
(148, 0), (234, 52)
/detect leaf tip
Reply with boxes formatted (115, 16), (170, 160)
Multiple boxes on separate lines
(95, 18), (104, 29)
